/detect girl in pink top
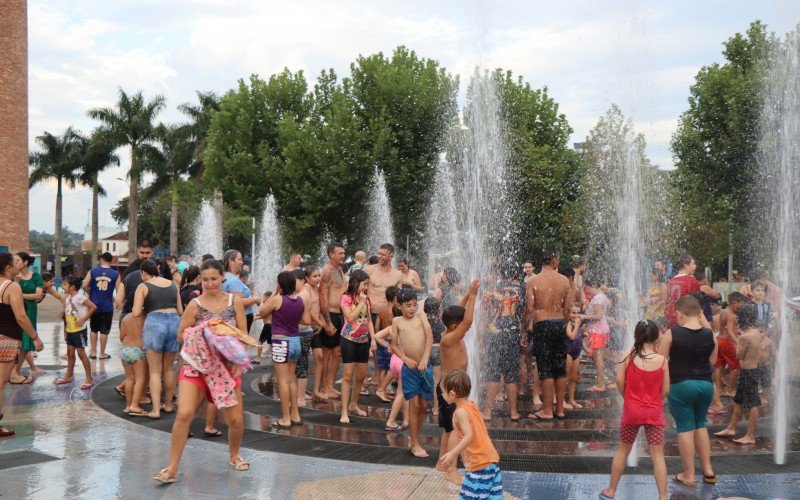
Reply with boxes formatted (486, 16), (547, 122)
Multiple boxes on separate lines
(580, 276), (611, 392)
(600, 320), (669, 500)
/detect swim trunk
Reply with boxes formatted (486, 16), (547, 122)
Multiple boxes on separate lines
(376, 344), (392, 370)
(259, 323), (272, 344)
(341, 337), (370, 364)
(587, 331), (609, 352)
(246, 313), (254, 334)
(120, 346), (147, 364)
(295, 327), (314, 378)
(89, 311), (114, 335)
(757, 364), (771, 389)
(65, 329), (88, 349)
(715, 337), (740, 369)
(271, 337), (301, 363)
(619, 423), (664, 445)
(529, 319), (567, 379)
(430, 345), (441, 367)
(390, 354), (403, 379)
(0, 334), (20, 362)
(179, 364), (242, 405)
(733, 368), (761, 409)
(436, 384), (456, 433)
(402, 364), (434, 401)
(142, 311), (181, 353)
(486, 327), (520, 383)
(566, 331), (583, 360)
(460, 463), (503, 500)
(320, 312), (343, 349)
(668, 379), (714, 433)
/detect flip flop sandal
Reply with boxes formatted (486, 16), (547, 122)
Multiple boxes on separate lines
(128, 409), (150, 417)
(55, 378), (73, 386)
(703, 474), (716, 484)
(11, 376), (33, 385)
(0, 427), (15, 437)
(271, 421), (291, 429)
(147, 412), (161, 420)
(115, 387), (126, 398)
(555, 414), (566, 420)
(384, 423), (403, 431)
(81, 382), (94, 390)
(230, 456), (250, 471)
(161, 405), (175, 414)
(153, 469), (176, 484)
(203, 429), (224, 437)
(99, 354), (111, 360)
(290, 420), (303, 426)
(673, 475), (696, 487)
(598, 491), (615, 500)
(360, 388), (370, 396)
(89, 355), (97, 360)
(529, 413), (554, 421)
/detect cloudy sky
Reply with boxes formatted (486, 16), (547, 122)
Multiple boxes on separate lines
(27, 0), (799, 234)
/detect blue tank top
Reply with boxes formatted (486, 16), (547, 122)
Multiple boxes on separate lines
(89, 266), (119, 313)
(271, 295), (304, 337)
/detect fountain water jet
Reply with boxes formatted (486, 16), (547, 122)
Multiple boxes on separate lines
(365, 167), (395, 256)
(758, 29), (800, 465)
(192, 199), (223, 260)
(254, 194), (283, 295)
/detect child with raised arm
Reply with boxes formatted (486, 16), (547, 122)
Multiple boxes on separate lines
(56, 276), (96, 389)
(437, 279), (480, 483)
(390, 288), (433, 458)
(438, 369), (502, 500)
(600, 320), (669, 500)
(714, 303), (763, 444)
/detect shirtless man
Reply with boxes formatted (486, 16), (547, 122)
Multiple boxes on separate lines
(365, 243), (403, 318)
(296, 268), (326, 406)
(303, 266), (330, 401)
(391, 289), (433, 458)
(397, 259), (424, 293)
(525, 248), (571, 420)
(318, 242), (347, 398)
(282, 251), (303, 272)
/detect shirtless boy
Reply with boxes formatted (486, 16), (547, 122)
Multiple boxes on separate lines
(437, 279), (480, 484)
(525, 248), (571, 421)
(296, 268), (326, 406)
(715, 303), (762, 444)
(318, 242), (347, 398)
(365, 243), (403, 319)
(390, 288), (433, 458)
(716, 293), (746, 400)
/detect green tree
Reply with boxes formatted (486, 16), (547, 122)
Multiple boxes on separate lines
(29, 128), (84, 278)
(78, 131), (119, 257)
(88, 88), (166, 260)
(178, 91), (220, 180)
(671, 21), (775, 270)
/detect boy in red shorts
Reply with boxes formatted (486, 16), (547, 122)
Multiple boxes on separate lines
(714, 293), (746, 401)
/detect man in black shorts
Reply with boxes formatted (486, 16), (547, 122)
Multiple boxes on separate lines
(83, 252), (119, 359)
(318, 242), (347, 398)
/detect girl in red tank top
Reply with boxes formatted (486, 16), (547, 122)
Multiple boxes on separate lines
(600, 320), (669, 500)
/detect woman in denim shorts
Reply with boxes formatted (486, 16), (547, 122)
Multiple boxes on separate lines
(133, 259), (183, 419)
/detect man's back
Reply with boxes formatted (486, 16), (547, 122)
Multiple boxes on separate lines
(528, 270), (569, 322)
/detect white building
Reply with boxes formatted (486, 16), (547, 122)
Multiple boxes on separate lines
(101, 231), (129, 259)
(81, 225), (124, 252)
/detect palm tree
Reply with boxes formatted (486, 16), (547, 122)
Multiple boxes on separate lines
(29, 128), (84, 279)
(141, 123), (194, 254)
(78, 131), (119, 256)
(88, 88), (166, 261)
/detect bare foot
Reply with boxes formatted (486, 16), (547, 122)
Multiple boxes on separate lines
(443, 469), (462, 485)
(533, 397), (543, 407)
(410, 445), (429, 458)
(312, 392), (329, 402)
(733, 436), (756, 444)
(31, 368), (46, 375)
(348, 405), (367, 417)
(567, 401), (583, 408)
(562, 402), (573, 410)
(721, 391), (736, 398)
(714, 429), (736, 437)
(435, 462), (447, 472)
(297, 399), (307, 407)
(339, 415), (350, 424)
(375, 390), (394, 403)
(600, 488), (615, 499)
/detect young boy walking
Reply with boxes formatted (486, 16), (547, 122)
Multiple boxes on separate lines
(56, 276), (96, 389)
(390, 288), (433, 458)
(438, 369), (503, 500)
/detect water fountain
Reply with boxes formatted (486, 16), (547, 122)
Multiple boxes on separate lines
(316, 226), (333, 267)
(192, 199), (223, 260)
(364, 166), (395, 256)
(758, 28), (800, 465)
(254, 194), (283, 295)
(427, 72), (513, 396)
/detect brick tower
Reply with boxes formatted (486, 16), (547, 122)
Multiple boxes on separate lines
(0, 0), (30, 252)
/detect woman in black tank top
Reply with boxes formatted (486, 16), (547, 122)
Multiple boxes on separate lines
(0, 252), (43, 437)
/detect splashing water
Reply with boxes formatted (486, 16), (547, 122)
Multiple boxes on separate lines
(317, 227), (333, 267)
(193, 199), (223, 260)
(427, 72), (513, 399)
(758, 29), (800, 465)
(254, 194), (283, 295)
(365, 167), (395, 256)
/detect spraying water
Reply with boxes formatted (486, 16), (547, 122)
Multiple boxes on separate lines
(365, 167), (395, 256)
(427, 72), (513, 397)
(316, 227), (333, 267)
(192, 199), (223, 260)
(254, 194), (283, 295)
(758, 29), (800, 465)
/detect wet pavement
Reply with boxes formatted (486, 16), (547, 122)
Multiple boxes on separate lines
(1, 320), (799, 499)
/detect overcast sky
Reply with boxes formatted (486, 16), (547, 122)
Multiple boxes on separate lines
(26, 0), (800, 234)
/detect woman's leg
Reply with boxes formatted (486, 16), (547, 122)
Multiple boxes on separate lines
(222, 388), (245, 464)
(25, 351), (43, 373)
(0, 360), (17, 419)
(675, 430), (697, 483)
(161, 381), (205, 478)
(162, 352), (177, 412)
(694, 428), (715, 477)
(146, 350), (164, 418)
(339, 362), (355, 423)
(288, 361), (300, 422)
(131, 360), (148, 412)
(349, 362), (367, 416)
(273, 362), (292, 425)
(205, 404), (219, 433)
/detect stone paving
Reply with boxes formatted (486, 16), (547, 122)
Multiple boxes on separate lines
(1, 320), (799, 499)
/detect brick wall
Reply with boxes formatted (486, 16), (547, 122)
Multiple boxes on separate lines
(0, 0), (30, 252)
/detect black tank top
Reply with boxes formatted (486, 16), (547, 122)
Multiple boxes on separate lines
(143, 281), (178, 312)
(668, 326), (715, 383)
(0, 280), (24, 340)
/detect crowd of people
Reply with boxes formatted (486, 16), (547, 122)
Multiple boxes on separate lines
(0, 236), (787, 500)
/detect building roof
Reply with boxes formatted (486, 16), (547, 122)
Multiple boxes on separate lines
(102, 231), (129, 241)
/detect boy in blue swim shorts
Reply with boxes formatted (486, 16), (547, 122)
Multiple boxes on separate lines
(391, 288), (434, 458)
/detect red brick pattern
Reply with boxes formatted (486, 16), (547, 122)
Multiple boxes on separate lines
(0, 0), (30, 252)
